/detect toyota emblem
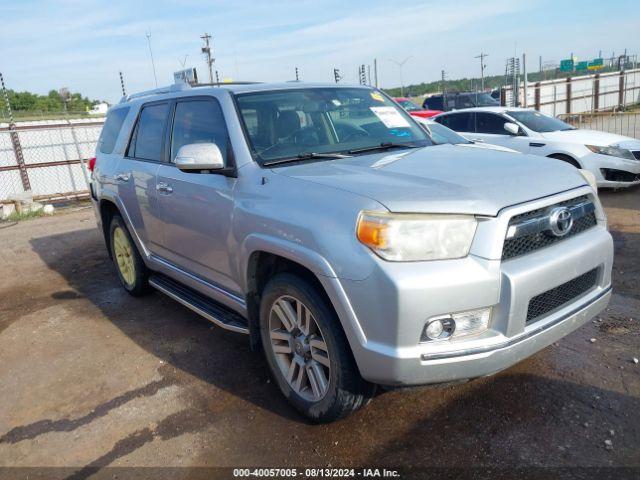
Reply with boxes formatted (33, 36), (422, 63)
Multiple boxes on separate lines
(548, 207), (574, 237)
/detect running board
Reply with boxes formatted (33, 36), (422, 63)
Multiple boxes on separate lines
(149, 274), (249, 334)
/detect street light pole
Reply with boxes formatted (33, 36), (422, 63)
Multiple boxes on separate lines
(389, 56), (413, 97)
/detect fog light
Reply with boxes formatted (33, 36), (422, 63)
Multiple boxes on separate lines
(421, 307), (491, 343)
(421, 317), (455, 342)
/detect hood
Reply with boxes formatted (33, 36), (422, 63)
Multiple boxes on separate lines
(272, 145), (587, 216)
(539, 128), (638, 147)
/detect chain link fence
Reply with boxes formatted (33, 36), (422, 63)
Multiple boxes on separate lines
(0, 117), (104, 202)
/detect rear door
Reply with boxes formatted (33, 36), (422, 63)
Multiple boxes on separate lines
(116, 101), (170, 253)
(155, 96), (240, 294)
(472, 112), (530, 153)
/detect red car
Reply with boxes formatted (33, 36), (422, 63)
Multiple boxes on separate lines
(393, 97), (442, 119)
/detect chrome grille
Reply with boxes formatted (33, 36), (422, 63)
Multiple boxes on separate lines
(502, 195), (597, 260)
(526, 269), (598, 323)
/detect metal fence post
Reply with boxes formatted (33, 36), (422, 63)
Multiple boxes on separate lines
(566, 77), (572, 115)
(0, 72), (31, 192)
(594, 73), (600, 112)
(66, 118), (91, 190)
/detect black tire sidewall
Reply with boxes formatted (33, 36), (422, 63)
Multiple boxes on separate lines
(259, 273), (363, 422)
(109, 215), (149, 296)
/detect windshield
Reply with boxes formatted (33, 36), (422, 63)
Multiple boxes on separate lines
(425, 122), (471, 145)
(507, 110), (575, 132)
(396, 99), (421, 112)
(235, 87), (431, 164)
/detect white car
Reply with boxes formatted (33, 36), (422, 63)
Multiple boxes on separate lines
(414, 116), (518, 153)
(434, 107), (640, 188)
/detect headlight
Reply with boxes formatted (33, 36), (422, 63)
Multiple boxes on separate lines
(586, 144), (635, 160)
(579, 169), (598, 191)
(356, 211), (477, 261)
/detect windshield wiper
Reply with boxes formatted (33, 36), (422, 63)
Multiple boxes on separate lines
(347, 142), (420, 154)
(263, 151), (351, 166)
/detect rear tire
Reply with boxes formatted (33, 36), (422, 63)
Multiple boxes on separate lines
(109, 214), (151, 297)
(259, 273), (374, 423)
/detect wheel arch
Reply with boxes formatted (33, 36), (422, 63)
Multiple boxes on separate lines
(547, 152), (582, 168)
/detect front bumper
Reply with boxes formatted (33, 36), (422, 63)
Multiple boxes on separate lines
(579, 152), (640, 188)
(324, 188), (613, 386)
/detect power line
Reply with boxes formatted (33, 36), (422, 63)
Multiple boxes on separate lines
(145, 31), (158, 88)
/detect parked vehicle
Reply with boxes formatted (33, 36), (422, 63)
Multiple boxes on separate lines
(393, 97), (442, 118)
(434, 107), (640, 188)
(92, 82), (613, 422)
(414, 117), (518, 153)
(423, 91), (499, 111)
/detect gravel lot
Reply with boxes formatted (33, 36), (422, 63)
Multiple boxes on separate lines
(0, 188), (638, 477)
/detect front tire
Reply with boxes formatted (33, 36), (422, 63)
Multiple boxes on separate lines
(259, 273), (374, 423)
(109, 214), (151, 297)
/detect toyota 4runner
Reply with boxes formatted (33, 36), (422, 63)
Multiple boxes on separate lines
(91, 82), (613, 423)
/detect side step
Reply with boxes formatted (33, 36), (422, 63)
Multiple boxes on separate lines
(149, 274), (249, 334)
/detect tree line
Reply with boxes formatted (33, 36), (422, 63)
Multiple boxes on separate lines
(0, 89), (102, 115)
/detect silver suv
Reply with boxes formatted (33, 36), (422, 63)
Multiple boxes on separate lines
(91, 82), (613, 423)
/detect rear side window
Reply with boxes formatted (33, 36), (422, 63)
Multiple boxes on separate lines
(170, 99), (229, 161)
(98, 107), (129, 154)
(424, 96), (443, 110)
(128, 103), (169, 161)
(475, 112), (509, 134)
(437, 112), (474, 132)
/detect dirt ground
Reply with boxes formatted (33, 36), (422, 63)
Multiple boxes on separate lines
(0, 189), (638, 478)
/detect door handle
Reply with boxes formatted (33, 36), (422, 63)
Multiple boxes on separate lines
(156, 182), (173, 194)
(114, 172), (130, 183)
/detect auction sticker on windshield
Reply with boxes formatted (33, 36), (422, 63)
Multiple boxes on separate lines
(370, 106), (411, 128)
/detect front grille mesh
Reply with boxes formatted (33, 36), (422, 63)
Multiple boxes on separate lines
(633, 151), (640, 160)
(526, 268), (598, 323)
(502, 195), (596, 260)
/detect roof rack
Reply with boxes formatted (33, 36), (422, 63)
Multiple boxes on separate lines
(118, 81), (264, 104)
(119, 83), (192, 103)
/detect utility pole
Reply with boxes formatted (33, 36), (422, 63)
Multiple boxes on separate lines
(367, 65), (371, 86)
(441, 70), (447, 107)
(145, 31), (158, 87)
(333, 68), (342, 84)
(389, 56), (412, 97)
(373, 58), (378, 88)
(201, 33), (215, 84)
(475, 52), (488, 91)
(522, 53), (528, 107)
(119, 71), (127, 97)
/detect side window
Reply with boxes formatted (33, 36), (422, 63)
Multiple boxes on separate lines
(129, 103), (169, 161)
(437, 112), (474, 132)
(171, 99), (229, 161)
(424, 96), (443, 110)
(455, 95), (475, 109)
(98, 107), (129, 154)
(475, 113), (508, 134)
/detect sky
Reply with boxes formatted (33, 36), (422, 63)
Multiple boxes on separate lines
(0, 0), (637, 103)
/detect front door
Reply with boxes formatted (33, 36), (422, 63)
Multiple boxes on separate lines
(471, 112), (531, 153)
(155, 97), (240, 294)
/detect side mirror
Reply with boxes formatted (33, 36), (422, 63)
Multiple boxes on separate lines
(174, 143), (225, 171)
(503, 122), (520, 135)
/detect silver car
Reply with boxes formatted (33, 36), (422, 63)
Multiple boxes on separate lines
(91, 82), (613, 422)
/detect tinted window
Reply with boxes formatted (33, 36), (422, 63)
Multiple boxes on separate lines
(437, 112), (474, 132)
(426, 122), (471, 145)
(475, 112), (509, 134)
(171, 99), (229, 161)
(98, 107), (129, 154)
(455, 94), (476, 109)
(424, 96), (443, 110)
(130, 103), (169, 161)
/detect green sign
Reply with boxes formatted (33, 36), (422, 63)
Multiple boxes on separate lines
(576, 61), (589, 71)
(560, 59), (574, 72)
(588, 58), (604, 70)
